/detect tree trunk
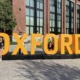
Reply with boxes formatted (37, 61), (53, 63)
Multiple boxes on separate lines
(4, 28), (6, 32)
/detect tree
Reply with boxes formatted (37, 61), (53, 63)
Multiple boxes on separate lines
(0, 0), (16, 33)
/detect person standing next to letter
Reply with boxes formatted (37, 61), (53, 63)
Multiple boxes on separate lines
(0, 37), (3, 60)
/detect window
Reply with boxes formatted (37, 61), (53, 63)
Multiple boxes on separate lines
(50, 0), (62, 34)
(50, 0), (55, 33)
(26, 0), (29, 6)
(77, 5), (80, 34)
(26, 0), (34, 35)
(66, 0), (74, 34)
(26, 0), (43, 35)
(36, 0), (43, 34)
(57, 0), (61, 33)
(70, 2), (74, 33)
(30, 0), (34, 7)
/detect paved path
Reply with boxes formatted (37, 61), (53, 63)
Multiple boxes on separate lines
(0, 59), (80, 80)
(0, 58), (2, 61)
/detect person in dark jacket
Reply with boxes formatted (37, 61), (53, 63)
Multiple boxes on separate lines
(48, 41), (54, 51)
(0, 37), (3, 57)
(0, 37), (3, 49)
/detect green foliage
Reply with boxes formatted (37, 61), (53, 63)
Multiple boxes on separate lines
(37, 44), (42, 48)
(10, 42), (17, 45)
(0, 0), (16, 32)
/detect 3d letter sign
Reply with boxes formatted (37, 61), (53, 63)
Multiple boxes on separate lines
(0, 33), (80, 56)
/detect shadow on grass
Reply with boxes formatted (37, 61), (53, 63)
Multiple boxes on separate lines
(15, 60), (80, 80)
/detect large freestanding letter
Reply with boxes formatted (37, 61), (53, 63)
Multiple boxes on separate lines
(43, 34), (58, 55)
(59, 34), (72, 54)
(12, 33), (28, 55)
(72, 34), (80, 54)
(31, 34), (42, 55)
(0, 33), (10, 55)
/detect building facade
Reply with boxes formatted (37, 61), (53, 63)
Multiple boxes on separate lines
(12, 0), (80, 35)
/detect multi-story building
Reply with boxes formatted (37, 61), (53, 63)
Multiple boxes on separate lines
(12, 0), (80, 35)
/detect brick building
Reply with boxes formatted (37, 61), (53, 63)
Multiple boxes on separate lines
(12, 0), (80, 35)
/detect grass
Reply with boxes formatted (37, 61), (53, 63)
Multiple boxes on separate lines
(36, 44), (42, 48)
(10, 40), (31, 45)
(24, 40), (31, 44)
(10, 42), (17, 45)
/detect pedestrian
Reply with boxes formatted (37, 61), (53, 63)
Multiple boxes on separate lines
(0, 37), (3, 57)
(48, 41), (54, 51)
